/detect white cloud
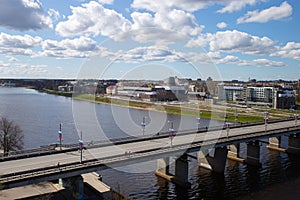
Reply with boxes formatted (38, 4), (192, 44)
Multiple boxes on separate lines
(217, 0), (264, 13)
(131, 10), (204, 44)
(273, 42), (300, 60)
(253, 58), (286, 67)
(40, 36), (97, 58)
(55, 1), (131, 40)
(209, 30), (275, 55)
(98, 0), (114, 5)
(0, 32), (42, 55)
(0, 62), (49, 77)
(217, 55), (286, 67)
(237, 1), (292, 24)
(0, 0), (52, 31)
(48, 8), (60, 21)
(131, 0), (208, 12)
(216, 22), (227, 29)
(131, 0), (264, 13)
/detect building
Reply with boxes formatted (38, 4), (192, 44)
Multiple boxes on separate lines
(218, 84), (244, 101)
(274, 86), (295, 109)
(106, 85), (117, 95)
(246, 86), (273, 103)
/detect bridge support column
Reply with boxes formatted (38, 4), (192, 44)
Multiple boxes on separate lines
(198, 147), (228, 173)
(155, 156), (190, 187)
(59, 176), (84, 200)
(156, 157), (169, 174)
(287, 133), (300, 154)
(246, 141), (260, 166)
(267, 136), (286, 152)
(175, 154), (189, 184)
(227, 144), (245, 163)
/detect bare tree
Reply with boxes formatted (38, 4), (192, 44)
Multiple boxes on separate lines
(0, 117), (24, 156)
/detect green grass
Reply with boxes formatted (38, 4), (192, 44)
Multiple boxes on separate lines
(45, 92), (271, 123)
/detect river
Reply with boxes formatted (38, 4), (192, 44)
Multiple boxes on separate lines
(0, 87), (299, 199)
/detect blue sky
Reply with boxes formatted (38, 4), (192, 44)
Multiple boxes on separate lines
(0, 0), (299, 81)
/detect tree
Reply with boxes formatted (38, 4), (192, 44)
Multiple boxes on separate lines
(0, 117), (24, 156)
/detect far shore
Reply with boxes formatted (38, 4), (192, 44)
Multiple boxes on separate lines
(39, 88), (293, 124)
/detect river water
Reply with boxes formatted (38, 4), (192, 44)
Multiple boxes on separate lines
(0, 87), (299, 199)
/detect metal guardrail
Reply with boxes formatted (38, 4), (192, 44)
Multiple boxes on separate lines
(0, 117), (295, 161)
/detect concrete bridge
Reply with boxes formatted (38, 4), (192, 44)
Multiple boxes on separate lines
(1, 119), (300, 194)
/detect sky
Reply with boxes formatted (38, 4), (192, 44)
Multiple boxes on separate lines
(0, 0), (299, 81)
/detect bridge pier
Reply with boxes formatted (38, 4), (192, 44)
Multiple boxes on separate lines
(246, 140), (261, 166)
(287, 133), (300, 154)
(198, 147), (228, 173)
(155, 155), (190, 187)
(267, 136), (286, 152)
(227, 144), (245, 163)
(156, 157), (170, 174)
(175, 154), (189, 184)
(59, 175), (84, 200)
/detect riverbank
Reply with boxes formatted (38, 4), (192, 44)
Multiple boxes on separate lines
(40, 89), (271, 123)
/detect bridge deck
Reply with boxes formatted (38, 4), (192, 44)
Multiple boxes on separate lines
(0, 120), (299, 188)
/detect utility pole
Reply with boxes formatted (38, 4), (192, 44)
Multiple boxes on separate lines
(79, 131), (84, 163)
(58, 123), (62, 150)
(141, 116), (146, 136)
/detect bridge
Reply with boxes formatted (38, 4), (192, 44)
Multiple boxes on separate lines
(1, 119), (300, 194)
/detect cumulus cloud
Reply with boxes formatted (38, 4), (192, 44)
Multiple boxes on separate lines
(0, 63), (49, 77)
(98, 0), (114, 4)
(209, 30), (275, 55)
(104, 46), (186, 63)
(237, 1), (292, 24)
(40, 36), (97, 58)
(273, 42), (300, 60)
(217, 0), (263, 13)
(131, 10), (204, 44)
(0, 32), (42, 55)
(0, 0), (52, 31)
(55, 1), (131, 40)
(217, 55), (286, 67)
(131, 0), (208, 12)
(131, 0), (264, 13)
(216, 22), (227, 29)
(48, 8), (60, 21)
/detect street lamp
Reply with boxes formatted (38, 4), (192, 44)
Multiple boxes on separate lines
(196, 111), (201, 131)
(234, 109), (238, 126)
(58, 123), (62, 150)
(294, 113), (298, 126)
(141, 116), (146, 136)
(79, 131), (84, 163)
(225, 122), (230, 140)
(168, 121), (176, 147)
(264, 116), (268, 132)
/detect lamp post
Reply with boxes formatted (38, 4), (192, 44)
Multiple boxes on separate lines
(168, 121), (175, 147)
(234, 109), (238, 126)
(264, 116), (268, 132)
(58, 123), (62, 150)
(196, 111), (201, 131)
(294, 113), (298, 126)
(225, 122), (230, 140)
(264, 111), (269, 132)
(79, 131), (84, 163)
(141, 116), (146, 136)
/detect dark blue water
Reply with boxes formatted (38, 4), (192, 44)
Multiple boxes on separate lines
(0, 87), (299, 199)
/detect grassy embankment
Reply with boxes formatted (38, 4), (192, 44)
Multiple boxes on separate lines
(74, 94), (263, 123)
(40, 89), (265, 123)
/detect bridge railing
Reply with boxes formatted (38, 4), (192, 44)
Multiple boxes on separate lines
(0, 117), (295, 160)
